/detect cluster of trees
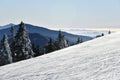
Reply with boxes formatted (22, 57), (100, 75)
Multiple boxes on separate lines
(45, 30), (83, 53)
(0, 22), (83, 66)
(45, 30), (69, 53)
(0, 22), (34, 66)
(96, 30), (111, 38)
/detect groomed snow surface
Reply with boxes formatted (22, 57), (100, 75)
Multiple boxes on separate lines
(0, 32), (120, 80)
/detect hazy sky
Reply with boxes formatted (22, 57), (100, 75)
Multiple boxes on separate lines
(0, 0), (120, 28)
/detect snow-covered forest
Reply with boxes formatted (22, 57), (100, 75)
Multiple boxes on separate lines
(0, 22), (85, 66)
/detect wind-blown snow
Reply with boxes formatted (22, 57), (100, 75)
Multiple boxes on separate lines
(0, 32), (120, 80)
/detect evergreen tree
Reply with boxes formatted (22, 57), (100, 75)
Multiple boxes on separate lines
(0, 34), (12, 66)
(9, 26), (15, 60)
(12, 22), (34, 62)
(45, 38), (55, 53)
(56, 30), (69, 49)
(76, 37), (83, 44)
(10, 26), (15, 41)
(101, 33), (104, 36)
(66, 39), (70, 46)
(108, 30), (111, 34)
(32, 43), (42, 57)
(32, 43), (35, 53)
(58, 30), (63, 42)
(96, 35), (101, 38)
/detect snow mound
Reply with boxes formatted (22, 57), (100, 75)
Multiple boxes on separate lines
(0, 32), (120, 80)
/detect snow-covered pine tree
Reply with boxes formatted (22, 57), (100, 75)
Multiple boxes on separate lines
(56, 30), (69, 49)
(13, 22), (34, 62)
(0, 34), (12, 66)
(76, 37), (83, 44)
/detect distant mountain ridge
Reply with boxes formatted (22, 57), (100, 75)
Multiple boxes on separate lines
(0, 23), (15, 30)
(0, 23), (92, 48)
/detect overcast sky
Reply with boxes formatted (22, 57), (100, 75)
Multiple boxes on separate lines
(0, 0), (120, 28)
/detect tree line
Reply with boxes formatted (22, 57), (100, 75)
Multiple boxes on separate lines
(95, 30), (111, 38)
(0, 22), (83, 66)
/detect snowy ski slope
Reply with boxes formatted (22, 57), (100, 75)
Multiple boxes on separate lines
(0, 32), (120, 80)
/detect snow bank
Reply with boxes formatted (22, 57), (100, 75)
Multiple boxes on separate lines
(0, 32), (120, 80)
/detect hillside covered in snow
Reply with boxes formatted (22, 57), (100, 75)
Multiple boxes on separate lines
(0, 32), (120, 80)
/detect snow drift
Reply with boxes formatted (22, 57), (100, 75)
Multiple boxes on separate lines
(0, 32), (120, 80)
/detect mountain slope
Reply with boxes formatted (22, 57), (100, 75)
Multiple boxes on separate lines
(0, 23), (92, 48)
(0, 23), (92, 41)
(0, 32), (119, 80)
(0, 23), (15, 30)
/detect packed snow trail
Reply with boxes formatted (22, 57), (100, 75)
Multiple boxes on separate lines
(0, 32), (120, 80)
